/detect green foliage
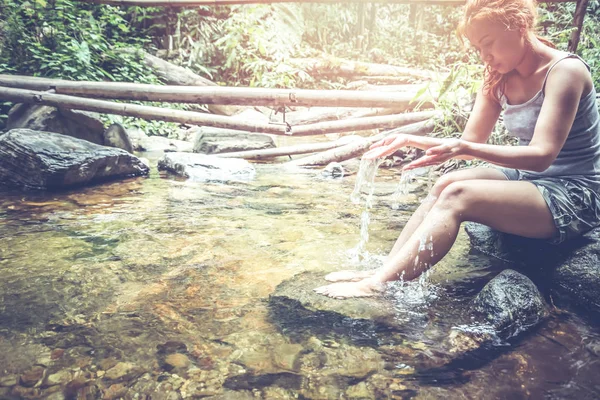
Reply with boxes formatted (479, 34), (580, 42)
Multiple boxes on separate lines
(0, 0), (157, 82)
(539, 0), (600, 89)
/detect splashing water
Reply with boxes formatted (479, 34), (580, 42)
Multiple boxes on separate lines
(348, 158), (384, 263)
(350, 158), (384, 207)
(391, 167), (434, 209)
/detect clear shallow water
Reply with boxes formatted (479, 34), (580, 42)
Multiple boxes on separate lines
(0, 161), (599, 399)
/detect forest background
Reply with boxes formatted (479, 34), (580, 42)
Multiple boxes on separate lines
(0, 0), (599, 139)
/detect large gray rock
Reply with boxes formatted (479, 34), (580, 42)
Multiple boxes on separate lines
(270, 270), (546, 364)
(471, 269), (548, 339)
(157, 152), (255, 182)
(0, 129), (149, 190)
(127, 128), (193, 153)
(465, 222), (600, 315)
(103, 123), (134, 153)
(192, 127), (275, 154)
(7, 104), (105, 145)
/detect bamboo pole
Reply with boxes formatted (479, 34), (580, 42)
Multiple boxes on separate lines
(216, 136), (361, 159)
(0, 86), (434, 136)
(81, 0), (574, 5)
(285, 119), (436, 167)
(0, 87), (288, 135)
(290, 110), (439, 136)
(0, 74), (422, 108)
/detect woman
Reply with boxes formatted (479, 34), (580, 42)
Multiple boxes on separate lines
(315, 0), (600, 299)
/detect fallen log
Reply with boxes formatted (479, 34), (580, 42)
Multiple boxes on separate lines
(216, 136), (361, 160)
(291, 110), (439, 136)
(289, 57), (435, 81)
(285, 119), (436, 167)
(0, 74), (421, 109)
(0, 87), (288, 135)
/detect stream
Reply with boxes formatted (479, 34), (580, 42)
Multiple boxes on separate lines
(1, 154), (600, 399)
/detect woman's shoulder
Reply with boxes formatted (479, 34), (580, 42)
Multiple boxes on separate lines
(545, 54), (593, 94)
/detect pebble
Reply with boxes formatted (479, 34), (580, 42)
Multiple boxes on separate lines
(165, 353), (191, 369)
(20, 365), (46, 387)
(0, 374), (18, 387)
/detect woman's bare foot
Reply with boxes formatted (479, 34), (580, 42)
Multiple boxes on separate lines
(324, 270), (377, 282)
(313, 278), (385, 299)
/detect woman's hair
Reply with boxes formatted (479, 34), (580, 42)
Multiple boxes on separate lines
(456, 0), (555, 102)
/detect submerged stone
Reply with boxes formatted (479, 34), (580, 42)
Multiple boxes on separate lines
(0, 129), (149, 190)
(471, 269), (548, 340)
(158, 152), (256, 182)
(269, 271), (402, 332)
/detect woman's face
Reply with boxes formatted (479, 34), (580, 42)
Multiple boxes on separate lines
(466, 18), (526, 74)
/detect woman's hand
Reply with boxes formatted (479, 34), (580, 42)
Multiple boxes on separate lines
(362, 134), (411, 160)
(403, 138), (468, 170)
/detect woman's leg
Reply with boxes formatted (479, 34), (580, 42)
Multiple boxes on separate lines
(325, 167), (507, 282)
(315, 179), (557, 298)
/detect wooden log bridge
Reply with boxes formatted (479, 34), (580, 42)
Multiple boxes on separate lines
(0, 86), (436, 136)
(0, 75), (425, 109)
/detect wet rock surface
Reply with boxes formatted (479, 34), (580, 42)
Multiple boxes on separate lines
(192, 127), (275, 154)
(465, 222), (600, 315)
(158, 152), (256, 182)
(0, 129), (149, 190)
(6, 104), (105, 145)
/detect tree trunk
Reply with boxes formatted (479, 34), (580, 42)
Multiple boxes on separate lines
(285, 119), (436, 167)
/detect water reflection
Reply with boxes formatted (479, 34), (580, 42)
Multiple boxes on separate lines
(0, 163), (598, 398)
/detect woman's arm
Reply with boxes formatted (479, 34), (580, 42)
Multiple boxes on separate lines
(364, 85), (502, 160)
(406, 59), (590, 171)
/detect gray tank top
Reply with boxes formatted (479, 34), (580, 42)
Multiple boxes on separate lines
(500, 54), (600, 189)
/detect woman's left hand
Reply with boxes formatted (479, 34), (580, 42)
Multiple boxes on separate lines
(403, 138), (468, 170)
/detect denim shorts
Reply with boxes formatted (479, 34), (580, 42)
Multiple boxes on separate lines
(501, 168), (600, 244)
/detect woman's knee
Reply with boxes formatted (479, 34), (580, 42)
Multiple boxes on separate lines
(431, 171), (465, 197)
(434, 181), (472, 215)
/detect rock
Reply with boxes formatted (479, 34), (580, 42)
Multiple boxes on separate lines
(157, 341), (188, 355)
(465, 222), (600, 315)
(0, 129), (149, 190)
(471, 269), (548, 339)
(346, 381), (371, 399)
(104, 362), (143, 381)
(446, 269), (548, 355)
(103, 383), (128, 400)
(44, 370), (72, 387)
(136, 135), (194, 153)
(552, 233), (600, 314)
(269, 271), (403, 332)
(20, 365), (46, 387)
(0, 374), (18, 387)
(103, 123), (134, 153)
(158, 152), (255, 182)
(192, 127), (275, 155)
(164, 354), (192, 370)
(321, 162), (345, 178)
(7, 104), (105, 145)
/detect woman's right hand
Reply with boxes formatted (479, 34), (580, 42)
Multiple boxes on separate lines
(363, 134), (411, 160)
